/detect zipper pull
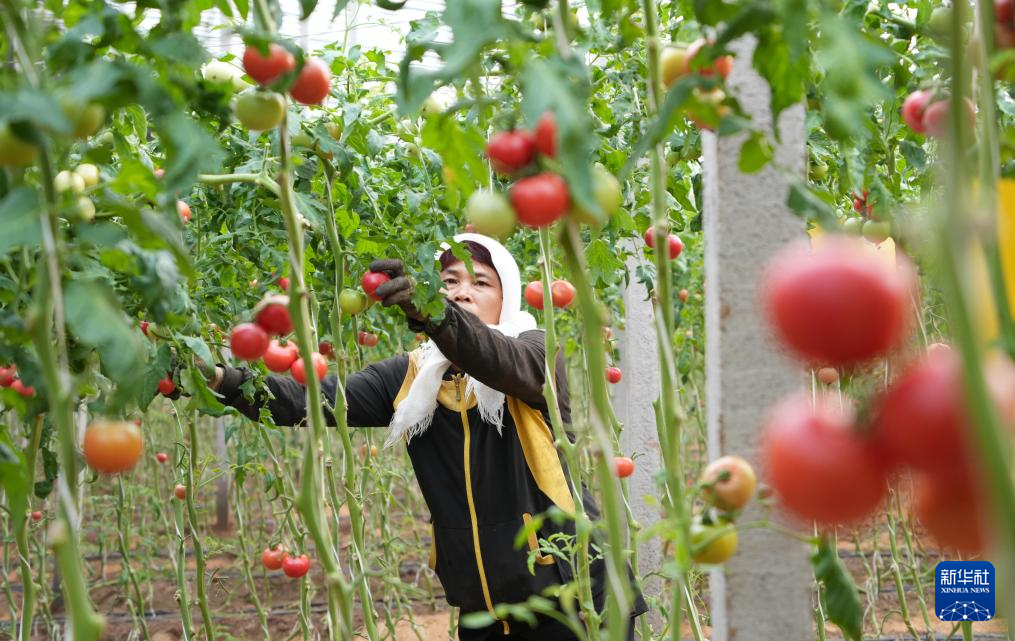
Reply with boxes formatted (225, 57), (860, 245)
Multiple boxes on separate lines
(454, 375), (462, 402)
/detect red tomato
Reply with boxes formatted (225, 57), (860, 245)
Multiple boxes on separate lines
(486, 130), (536, 175)
(357, 331), (379, 347)
(550, 280), (576, 308)
(760, 394), (888, 526)
(282, 553), (311, 578)
(700, 455), (757, 511)
(255, 301), (293, 336)
(901, 89), (932, 134)
(279, 277), (290, 291)
(157, 375), (176, 397)
(644, 229), (684, 260)
(534, 112), (557, 158)
(243, 44), (296, 85)
(684, 39), (733, 79)
(998, 0), (1013, 24)
(761, 237), (917, 366)
(263, 339), (298, 372)
(291, 352), (327, 384)
(83, 420), (144, 474)
(140, 321), (149, 337)
(510, 173), (570, 228)
(177, 201), (191, 223)
(262, 545), (286, 570)
(667, 235), (684, 260)
(921, 98), (976, 138)
(871, 351), (976, 477)
(174, 484), (187, 500)
(230, 323), (270, 360)
(678, 289), (689, 302)
(318, 341), (334, 358)
(12, 379), (35, 397)
(915, 474), (987, 555)
(613, 456), (635, 478)
(155, 452), (169, 464)
(361, 271), (391, 301)
(290, 58), (331, 105)
(524, 281), (545, 309)
(31, 511), (42, 522)
(605, 366), (623, 384)
(0, 365), (15, 387)
(852, 190), (873, 217)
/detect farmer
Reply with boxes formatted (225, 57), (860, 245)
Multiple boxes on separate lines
(209, 233), (648, 640)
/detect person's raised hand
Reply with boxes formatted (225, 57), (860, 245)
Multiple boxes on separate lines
(368, 259), (425, 322)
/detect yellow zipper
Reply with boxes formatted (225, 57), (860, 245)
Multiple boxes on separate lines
(455, 374), (509, 635)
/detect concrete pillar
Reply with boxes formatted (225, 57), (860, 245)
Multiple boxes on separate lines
(615, 240), (664, 630)
(703, 36), (811, 641)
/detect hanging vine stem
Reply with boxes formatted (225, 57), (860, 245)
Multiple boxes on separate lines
(559, 220), (637, 641)
(939, 0), (1015, 622)
(537, 226), (598, 635)
(322, 166), (379, 641)
(248, 0), (350, 636)
(0, 3), (104, 639)
(15, 416), (42, 641)
(638, 1), (692, 641)
(115, 476), (152, 641)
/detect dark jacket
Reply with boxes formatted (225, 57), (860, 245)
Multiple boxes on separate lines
(217, 301), (648, 630)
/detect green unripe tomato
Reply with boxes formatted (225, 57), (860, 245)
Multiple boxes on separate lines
(74, 197), (96, 222)
(862, 220), (892, 244)
(75, 163), (100, 188)
(808, 161), (828, 182)
(55, 170), (86, 194)
(465, 189), (516, 238)
(572, 165), (623, 225)
(339, 289), (369, 316)
(842, 217), (864, 235)
(235, 91), (286, 131)
(0, 124), (38, 167)
(59, 96), (105, 139)
(690, 520), (738, 565)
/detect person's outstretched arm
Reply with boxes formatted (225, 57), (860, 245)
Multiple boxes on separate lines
(211, 354), (409, 427)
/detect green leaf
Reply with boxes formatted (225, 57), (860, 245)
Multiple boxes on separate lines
(64, 280), (146, 394)
(0, 89), (72, 134)
(811, 537), (863, 641)
(396, 0), (508, 114)
(786, 180), (838, 229)
(738, 131), (773, 173)
(0, 187), (41, 254)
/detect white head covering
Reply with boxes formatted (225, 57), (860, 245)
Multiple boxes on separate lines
(384, 233), (538, 448)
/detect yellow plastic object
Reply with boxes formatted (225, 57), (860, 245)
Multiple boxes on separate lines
(973, 180), (1015, 348)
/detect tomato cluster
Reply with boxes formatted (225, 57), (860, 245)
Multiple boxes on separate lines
(0, 363), (36, 398)
(758, 237), (994, 553)
(900, 89), (976, 138)
(690, 455), (757, 565)
(226, 293), (328, 385)
(523, 279), (575, 310)
(242, 44), (331, 106)
(261, 545), (311, 579)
